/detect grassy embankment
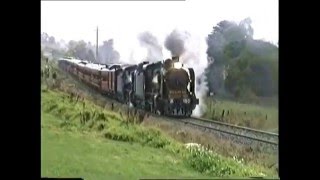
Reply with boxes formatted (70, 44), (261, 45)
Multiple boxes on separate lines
(203, 97), (278, 132)
(41, 88), (276, 179)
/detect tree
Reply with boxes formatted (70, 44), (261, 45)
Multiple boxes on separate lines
(239, 18), (254, 39)
(86, 49), (96, 62)
(66, 40), (87, 60)
(206, 18), (254, 64)
(49, 36), (56, 45)
(41, 32), (49, 43)
(225, 48), (278, 98)
(74, 40), (88, 60)
(206, 20), (240, 94)
(99, 39), (120, 64)
(206, 18), (278, 99)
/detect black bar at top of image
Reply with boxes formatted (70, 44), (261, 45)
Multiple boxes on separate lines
(41, 178), (84, 180)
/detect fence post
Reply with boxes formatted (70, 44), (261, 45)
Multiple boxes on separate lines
(221, 110), (225, 120)
(212, 109), (215, 119)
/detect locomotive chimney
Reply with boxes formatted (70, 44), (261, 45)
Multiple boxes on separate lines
(172, 56), (179, 62)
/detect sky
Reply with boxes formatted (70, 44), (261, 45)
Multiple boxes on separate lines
(41, 0), (278, 62)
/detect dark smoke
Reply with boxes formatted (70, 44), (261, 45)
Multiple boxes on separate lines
(138, 32), (163, 61)
(164, 29), (190, 57)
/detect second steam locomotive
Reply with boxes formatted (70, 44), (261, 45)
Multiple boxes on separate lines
(58, 56), (199, 117)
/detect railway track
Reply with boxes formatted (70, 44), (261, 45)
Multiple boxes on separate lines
(159, 115), (278, 153)
(190, 117), (278, 145)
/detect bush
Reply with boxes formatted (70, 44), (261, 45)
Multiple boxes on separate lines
(135, 128), (171, 148)
(183, 146), (263, 177)
(103, 128), (135, 142)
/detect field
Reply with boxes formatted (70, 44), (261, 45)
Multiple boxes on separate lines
(42, 113), (206, 179)
(41, 90), (207, 179)
(41, 87), (276, 179)
(203, 98), (278, 132)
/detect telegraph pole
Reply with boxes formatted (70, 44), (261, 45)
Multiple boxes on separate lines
(96, 26), (99, 63)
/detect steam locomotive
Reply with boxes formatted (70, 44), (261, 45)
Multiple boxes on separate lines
(58, 56), (199, 117)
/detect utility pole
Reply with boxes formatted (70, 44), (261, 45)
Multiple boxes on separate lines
(96, 26), (99, 63)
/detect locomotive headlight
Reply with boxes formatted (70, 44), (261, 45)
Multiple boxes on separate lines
(173, 62), (182, 69)
(170, 99), (174, 104)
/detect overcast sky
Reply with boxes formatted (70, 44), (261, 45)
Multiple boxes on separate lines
(41, 0), (278, 61)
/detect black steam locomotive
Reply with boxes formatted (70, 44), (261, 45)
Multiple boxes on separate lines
(58, 56), (199, 117)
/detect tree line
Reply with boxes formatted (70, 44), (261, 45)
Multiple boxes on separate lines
(206, 18), (278, 100)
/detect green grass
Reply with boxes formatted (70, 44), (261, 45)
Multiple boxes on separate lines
(41, 78), (277, 179)
(203, 98), (278, 131)
(142, 118), (278, 173)
(41, 113), (205, 180)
